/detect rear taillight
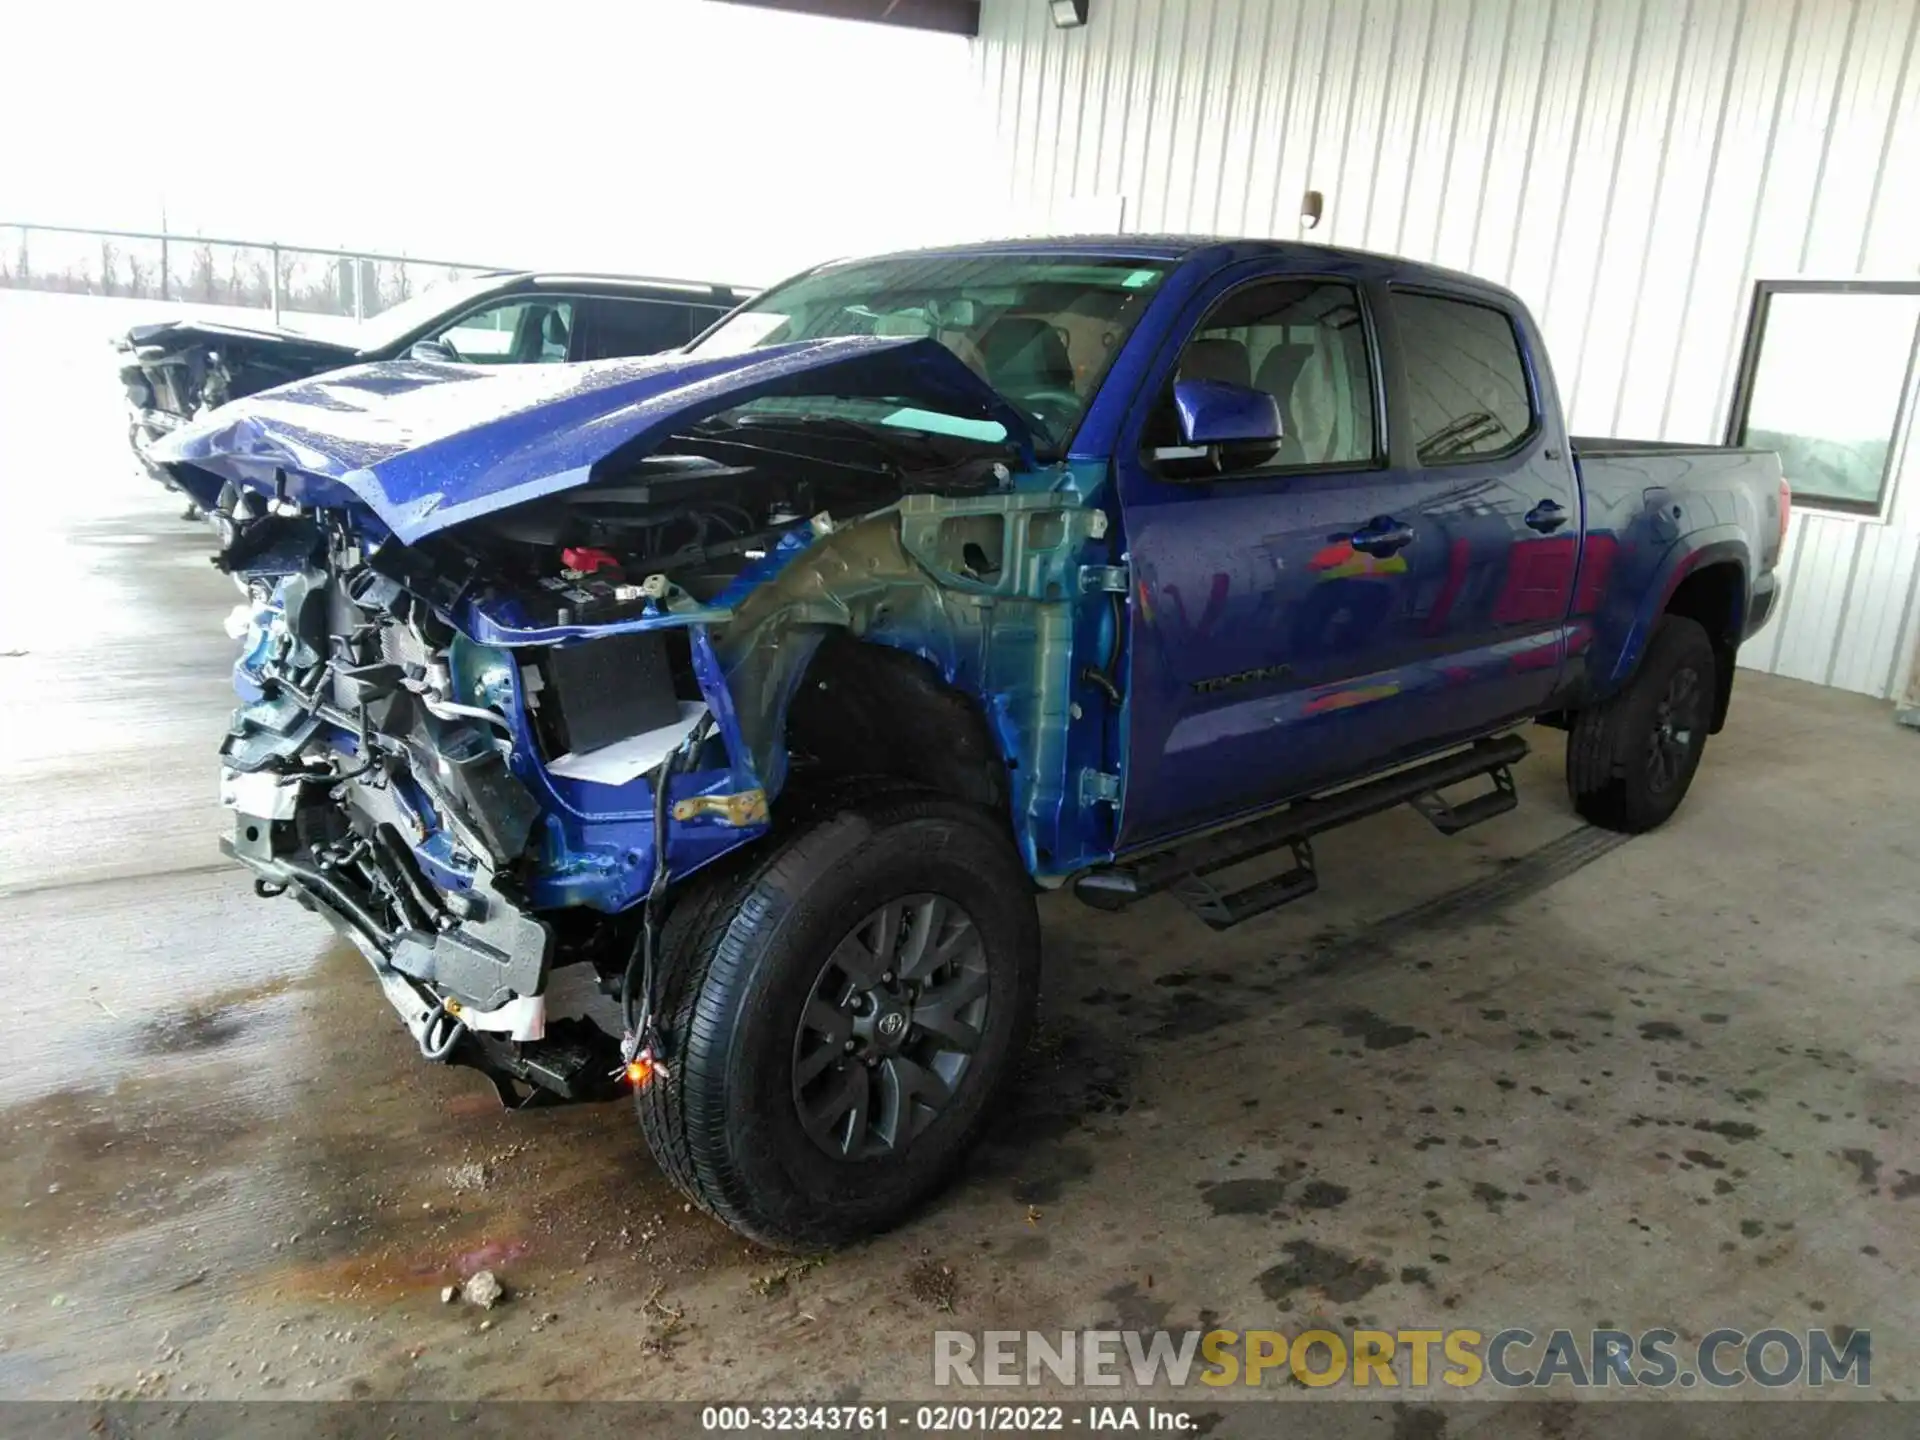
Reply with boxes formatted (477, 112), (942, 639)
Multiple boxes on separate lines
(1778, 477), (1791, 550)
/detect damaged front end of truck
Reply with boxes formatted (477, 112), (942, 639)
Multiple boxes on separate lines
(158, 336), (1124, 1106)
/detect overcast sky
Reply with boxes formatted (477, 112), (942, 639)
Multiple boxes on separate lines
(2, 0), (997, 286)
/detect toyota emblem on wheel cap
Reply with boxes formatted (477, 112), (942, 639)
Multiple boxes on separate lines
(877, 1011), (908, 1040)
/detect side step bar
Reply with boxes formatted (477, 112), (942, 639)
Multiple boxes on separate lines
(1075, 736), (1528, 930)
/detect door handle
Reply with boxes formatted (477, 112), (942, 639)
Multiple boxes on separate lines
(1525, 499), (1569, 533)
(1349, 517), (1414, 556)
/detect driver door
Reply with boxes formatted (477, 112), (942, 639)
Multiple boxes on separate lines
(1115, 268), (1425, 844)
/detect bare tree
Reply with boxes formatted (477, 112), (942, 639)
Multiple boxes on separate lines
(385, 260), (413, 308)
(100, 240), (120, 297)
(126, 253), (151, 297)
(275, 250), (300, 314)
(190, 243), (217, 302)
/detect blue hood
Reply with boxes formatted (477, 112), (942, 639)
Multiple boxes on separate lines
(153, 337), (1034, 544)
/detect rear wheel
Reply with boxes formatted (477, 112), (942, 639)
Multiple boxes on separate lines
(1566, 615), (1716, 833)
(636, 789), (1039, 1250)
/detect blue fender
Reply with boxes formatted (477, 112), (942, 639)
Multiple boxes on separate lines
(1599, 526), (1750, 697)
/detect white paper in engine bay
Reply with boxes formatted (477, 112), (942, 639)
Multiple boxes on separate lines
(545, 701), (708, 786)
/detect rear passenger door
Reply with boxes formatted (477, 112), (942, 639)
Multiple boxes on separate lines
(1384, 286), (1578, 725)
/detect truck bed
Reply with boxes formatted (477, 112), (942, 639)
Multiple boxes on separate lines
(1571, 436), (1777, 458)
(1571, 435), (1786, 649)
(1571, 435), (1783, 496)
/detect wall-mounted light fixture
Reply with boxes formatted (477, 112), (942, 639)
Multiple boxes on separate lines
(1050, 0), (1089, 27)
(1300, 189), (1325, 231)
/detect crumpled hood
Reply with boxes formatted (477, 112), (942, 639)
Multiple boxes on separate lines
(153, 337), (1034, 544)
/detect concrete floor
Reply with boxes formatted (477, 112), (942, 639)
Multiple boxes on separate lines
(2, 296), (1915, 1428)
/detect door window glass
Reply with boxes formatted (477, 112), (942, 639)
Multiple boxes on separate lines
(1163, 279), (1377, 468)
(1391, 291), (1534, 463)
(431, 299), (574, 364)
(575, 298), (725, 360)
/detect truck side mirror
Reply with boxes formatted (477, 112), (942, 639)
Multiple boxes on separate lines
(1153, 377), (1285, 477)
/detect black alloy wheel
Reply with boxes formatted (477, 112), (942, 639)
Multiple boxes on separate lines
(791, 893), (991, 1160)
(1645, 664), (1704, 795)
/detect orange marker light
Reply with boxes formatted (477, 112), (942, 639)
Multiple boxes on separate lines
(625, 1057), (655, 1088)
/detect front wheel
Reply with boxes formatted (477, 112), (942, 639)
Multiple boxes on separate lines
(1566, 615), (1717, 833)
(636, 789), (1040, 1250)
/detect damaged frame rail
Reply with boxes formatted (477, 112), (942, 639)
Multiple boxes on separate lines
(214, 476), (1124, 1106)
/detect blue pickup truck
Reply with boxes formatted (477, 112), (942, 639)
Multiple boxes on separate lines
(158, 236), (1787, 1249)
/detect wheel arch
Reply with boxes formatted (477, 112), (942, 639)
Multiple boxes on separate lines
(780, 630), (1015, 820)
(1662, 558), (1746, 732)
(1600, 533), (1748, 732)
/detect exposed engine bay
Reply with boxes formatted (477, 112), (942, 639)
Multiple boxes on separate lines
(208, 404), (1097, 1105)
(419, 412), (1016, 623)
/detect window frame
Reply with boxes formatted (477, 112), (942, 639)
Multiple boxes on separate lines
(1387, 284), (1542, 468)
(1144, 271), (1389, 483)
(1724, 278), (1920, 519)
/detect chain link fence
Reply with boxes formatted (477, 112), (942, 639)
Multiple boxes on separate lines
(0, 222), (498, 325)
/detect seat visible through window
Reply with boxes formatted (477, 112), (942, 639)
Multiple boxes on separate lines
(1178, 337), (1251, 389)
(1158, 279), (1375, 469)
(1253, 344), (1314, 464)
(539, 306), (570, 361)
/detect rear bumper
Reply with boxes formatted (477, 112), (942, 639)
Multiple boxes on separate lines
(1745, 571), (1781, 638)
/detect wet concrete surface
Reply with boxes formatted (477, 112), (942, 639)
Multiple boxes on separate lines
(2, 295), (1917, 1420)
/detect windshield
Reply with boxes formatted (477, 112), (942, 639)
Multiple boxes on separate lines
(355, 273), (514, 353)
(687, 253), (1172, 455)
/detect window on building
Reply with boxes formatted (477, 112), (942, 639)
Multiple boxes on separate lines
(1391, 291), (1535, 464)
(1159, 278), (1376, 469)
(1729, 282), (1920, 516)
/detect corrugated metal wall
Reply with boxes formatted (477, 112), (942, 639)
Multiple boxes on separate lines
(975, 0), (1920, 698)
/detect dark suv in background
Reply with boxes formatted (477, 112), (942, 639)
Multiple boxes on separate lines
(117, 271), (751, 511)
